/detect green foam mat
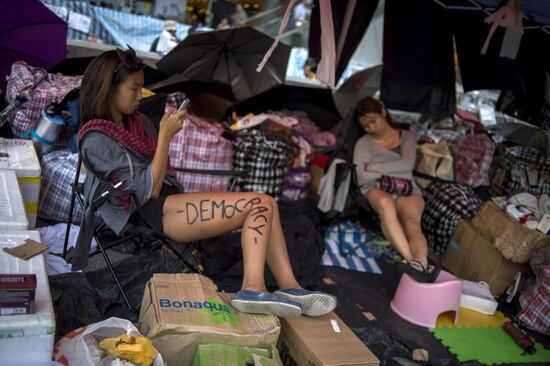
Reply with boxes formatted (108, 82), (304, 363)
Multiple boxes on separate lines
(429, 327), (550, 365)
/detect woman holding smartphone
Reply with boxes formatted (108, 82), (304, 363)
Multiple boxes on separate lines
(77, 48), (336, 318)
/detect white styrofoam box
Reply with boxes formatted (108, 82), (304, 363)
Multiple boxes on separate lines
(0, 138), (41, 228)
(0, 170), (29, 230)
(0, 230), (55, 365)
(460, 280), (498, 315)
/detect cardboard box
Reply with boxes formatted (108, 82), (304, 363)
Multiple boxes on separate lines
(471, 201), (550, 263)
(443, 220), (529, 296)
(138, 274), (280, 366)
(277, 312), (379, 366)
(192, 343), (281, 366)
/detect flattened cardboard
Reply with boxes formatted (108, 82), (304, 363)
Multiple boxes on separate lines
(471, 201), (550, 263)
(278, 311), (379, 366)
(444, 220), (529, 296)
(3, 239), (48, 260)
(138, 274), (280, 366)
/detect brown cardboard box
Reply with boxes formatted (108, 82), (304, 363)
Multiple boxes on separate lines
(138, 274), (280, 366)
(443, 220), (529, 296)
(471, 201), (550, 263)
(277, 311), (379, 366)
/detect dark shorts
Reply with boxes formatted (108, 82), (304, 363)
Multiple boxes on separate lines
(130, 185), (179, 234)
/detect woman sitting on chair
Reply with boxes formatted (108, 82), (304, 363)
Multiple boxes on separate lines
(77, 47), (336, 317)
(353, 97), (438, 282)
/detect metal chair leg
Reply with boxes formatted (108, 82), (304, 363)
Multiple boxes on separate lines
(162, 239), (202, 275)
(63, 156), (82, 259)
(94, 233), (134, 311)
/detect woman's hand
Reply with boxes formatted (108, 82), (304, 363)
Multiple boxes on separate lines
(159, 107), (186, 139)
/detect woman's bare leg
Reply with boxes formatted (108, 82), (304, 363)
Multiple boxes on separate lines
(263, 196), (301, 290)
(395, 193), (429, 268)
(365, 188), (414, 262)
(161, 192), (299, 292)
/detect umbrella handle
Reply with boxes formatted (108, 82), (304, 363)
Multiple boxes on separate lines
(30, 67), (48, 92)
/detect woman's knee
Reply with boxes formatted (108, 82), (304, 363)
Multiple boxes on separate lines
(402, 217), (422, 232)
(374, 195), (396, 214)
(248, 193), (274, 216)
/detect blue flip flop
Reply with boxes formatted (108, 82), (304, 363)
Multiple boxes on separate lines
(273, 289), (337, 316)
(230, 290), (302, 318)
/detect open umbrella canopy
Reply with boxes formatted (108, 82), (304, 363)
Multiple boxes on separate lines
(332, 65), (382, 118)
(489, 122), (550, 155)
(0, 0), (67, 92)
(156, 27), (292, 102)
(227, 84), (341, 130)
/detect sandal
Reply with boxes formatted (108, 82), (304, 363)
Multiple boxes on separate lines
(396, 259), (430, 283)
(427, 258), (442, 283)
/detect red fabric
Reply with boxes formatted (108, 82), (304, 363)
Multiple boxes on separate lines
(518, 264), (550, 335)
(77, 113), (156, 159)
(454, 133), (495, 187)
(312, 154), (331, 169)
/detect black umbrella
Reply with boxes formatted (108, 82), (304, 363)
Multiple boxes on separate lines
(146, 76), (235, 122)
(156, 27), (292, 102)
(489, 122), (550, 155)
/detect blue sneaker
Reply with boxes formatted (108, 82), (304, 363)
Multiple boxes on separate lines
(273, 289), (337, 316)
(231, 290), (302, 318)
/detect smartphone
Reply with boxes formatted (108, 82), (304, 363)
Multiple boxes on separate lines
(177, 98), (191, 113)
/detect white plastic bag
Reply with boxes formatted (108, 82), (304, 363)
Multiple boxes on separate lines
(53, 317), (164, 366)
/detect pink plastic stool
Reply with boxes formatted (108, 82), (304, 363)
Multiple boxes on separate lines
(390, 270), (463, 328)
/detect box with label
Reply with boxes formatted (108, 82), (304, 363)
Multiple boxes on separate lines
(138, 274), (280, 366)
(0, 169), (29, 230)
(0, 274), (37, 313)
(471, 201), (550, 263)
(443, 220), (530, 296)
(277, 311), (379, 366)
(0, 138), (41, 227)
(0, 231), (55, 365)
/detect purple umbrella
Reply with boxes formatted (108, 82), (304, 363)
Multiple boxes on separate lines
(0, 0), (67, 92)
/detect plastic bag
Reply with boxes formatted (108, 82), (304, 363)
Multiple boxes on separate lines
(53, 317), (164, 366)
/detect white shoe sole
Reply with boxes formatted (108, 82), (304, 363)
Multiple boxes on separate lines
(231, 299), (302, 318)
(273, 292), (337, 316)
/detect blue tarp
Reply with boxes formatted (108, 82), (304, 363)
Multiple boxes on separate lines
(41, 0), (189, 52)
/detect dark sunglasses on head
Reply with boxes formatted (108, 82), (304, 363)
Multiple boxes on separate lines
(114, 45), (145, 76)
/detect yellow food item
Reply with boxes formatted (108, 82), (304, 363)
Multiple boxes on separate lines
(99, 334), (157, 366)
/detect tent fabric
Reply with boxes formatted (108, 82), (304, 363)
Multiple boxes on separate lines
(308, 0), (379, 84)
(380, 0), (456, 116)
(42, 0), (116, 45)
(380, 0), (550, 117)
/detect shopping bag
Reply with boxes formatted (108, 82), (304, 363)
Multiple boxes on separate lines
(169, 118), (233, 193)
(53, 317), (164, 366)
(416, 140), (455, 187)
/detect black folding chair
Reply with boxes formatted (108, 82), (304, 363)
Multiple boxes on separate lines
(62, 152), (207, 310)
(62, 148), (251, 311)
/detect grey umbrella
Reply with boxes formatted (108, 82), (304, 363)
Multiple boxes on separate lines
(332, 65), (383, 117)
(490, 122), (550, 155)
(156, 27), (292, 102)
